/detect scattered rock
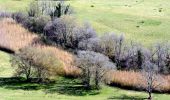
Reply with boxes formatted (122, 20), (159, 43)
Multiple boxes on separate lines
(136, 25), (140, 28)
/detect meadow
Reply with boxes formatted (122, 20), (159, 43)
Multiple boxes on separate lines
(1, 0), (170, 46)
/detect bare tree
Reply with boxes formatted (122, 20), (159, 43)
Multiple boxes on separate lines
(11, 48), (34, 81)
(11, 46), (64, 82)
(44, 16), (96, 49)
(76, 50), (115, 89)
(124, 42), (144, 70)
(141, 54), (162, 100)
(49, 1), (73, 19)
(100, 33), (125, 69)
(153, 43), (167, 74)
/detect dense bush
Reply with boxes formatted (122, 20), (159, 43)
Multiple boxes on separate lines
(76, 50), (115, 89)
(150, 43), (170, 74)
(12, 12), (27, 23)
(11, 46), (64, 82)
(23, 16), (51, 33)
(78, 37), (103, 53)
(44, 16), (96, 49)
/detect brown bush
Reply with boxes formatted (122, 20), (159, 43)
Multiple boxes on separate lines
(12, 46), (65, 81)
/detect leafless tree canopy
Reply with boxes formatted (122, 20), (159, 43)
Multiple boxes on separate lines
(76, 50), (116, 89)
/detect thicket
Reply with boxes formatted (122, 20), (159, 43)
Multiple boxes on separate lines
(44, 16), (96, 49)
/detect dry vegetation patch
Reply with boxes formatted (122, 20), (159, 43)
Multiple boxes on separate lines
(107, 70), (170, 92)
(0, 18), (38, 52)
(0, 18), (79, 77)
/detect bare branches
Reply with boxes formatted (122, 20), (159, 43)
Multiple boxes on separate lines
(75, 50), (116, 89)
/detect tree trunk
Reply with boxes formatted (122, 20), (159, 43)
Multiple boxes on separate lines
(148, 91), (152, 100)
(95, 69), (100, 89)
(26, 74), (30, 82)
(85, 68), (90, 89)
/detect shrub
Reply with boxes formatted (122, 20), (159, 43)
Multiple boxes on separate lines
(23, 15), (51, 33)
(12, 12), (27, 23)
(23, 17), (36, 32)
(11, 47), (35, 81)
(34, 16), (51, 33)
(30, 47), (64, 81)
(11, 46), (64, 82)
(44, 15), (96, 49)
(76, 50), (115, 89)
(78, 37), (103, 53)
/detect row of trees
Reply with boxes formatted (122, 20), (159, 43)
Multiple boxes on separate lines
(43, 14), (170, 74)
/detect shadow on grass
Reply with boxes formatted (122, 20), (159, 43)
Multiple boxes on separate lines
(108, 94), (147, 100)
(0, 77), (100, 96)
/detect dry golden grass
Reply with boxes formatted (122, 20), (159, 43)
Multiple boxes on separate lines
(107, 70), (170, 92)
(31, 44), (81, 77)
(0, 18), (38, 52)
(0, 18), (79, 77)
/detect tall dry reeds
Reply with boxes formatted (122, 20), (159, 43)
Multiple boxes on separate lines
(106, 70), (170, 92)
(0, 18), (38, 52)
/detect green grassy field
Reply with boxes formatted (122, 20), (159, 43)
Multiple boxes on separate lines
(0, 50), (170, 100)
(0, 0), (170, 46)
(71, 0), (170, 46)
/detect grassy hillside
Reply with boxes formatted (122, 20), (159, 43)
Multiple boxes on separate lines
(71, 0), (170, 46)
(0, 51), (170, 100)
(0, 0), (32, 11)
(1, 0), (170, 46)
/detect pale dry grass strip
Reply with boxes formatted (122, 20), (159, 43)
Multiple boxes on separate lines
(0, 18), (38, 52)
(107, 70), (170, 92)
